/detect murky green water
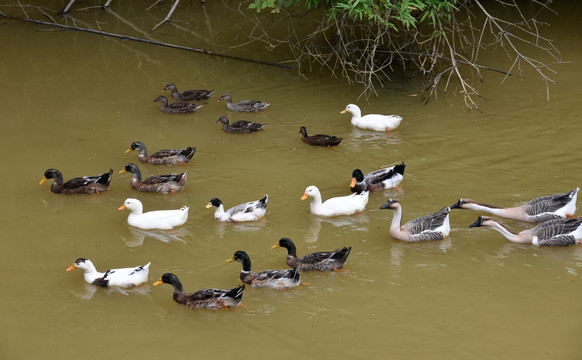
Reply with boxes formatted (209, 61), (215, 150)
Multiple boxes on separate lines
(1, 1), (582, 359)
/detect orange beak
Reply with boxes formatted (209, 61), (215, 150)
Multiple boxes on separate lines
(350, 178), (357, 188)
(340, 109), (347, 114)
(66, 264), (76, 272)
(118, 204), (126, 211)
(300, 193), (308, 200)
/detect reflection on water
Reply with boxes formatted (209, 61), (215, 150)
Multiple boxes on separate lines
(69, 282), (151, 301)
(121, 226), (190, 247)
(304, 214), (370, 243)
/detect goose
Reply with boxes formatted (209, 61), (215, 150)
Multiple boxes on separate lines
(125, 141), (196, 166)
(380, 199), (451, 242)
(301, 185), (368, 217)
(153, 95), (202, 114)
(350, 162), (406, 193)
(270, 237), (351, 271)
(153, 273), (244, 310)
(66, 258), (150, 287)
(39, 168), (112, 195)
(218, 93), (269, 112)
(205, 195), (268, 222)
(119, 163), (187, 194)
(226, 250), (300, 290)
(469, 215), (582, 246)
(451, 188), (579, 223)
(162, 83), (215, 101)
(118, 198), (189, 230)
(340, 104), (402, 132)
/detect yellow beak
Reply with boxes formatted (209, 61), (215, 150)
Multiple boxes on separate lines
(270, 243), (280, 250)
(153, 279), (163, 286)
(300, 193), (308, 200)
(226, 257), (235, 263)
(39, 176), (48, 186)
(350, 177), (357, 188)
(124, 148), (133, 154)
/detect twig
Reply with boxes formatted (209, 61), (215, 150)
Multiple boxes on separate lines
(152, 0), (180, 31)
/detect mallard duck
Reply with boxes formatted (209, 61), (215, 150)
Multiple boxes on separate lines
(270, 237), (351, 271)
(301, 185), (369, 217)
(380, 199), (451, 242)
(218, 93), (269, 112)
(39, 168), (113, 195)
(125, 141), (196, 166)
(153, 95), (202, 114)
(226, 250), (300, 290)
(451, 188), (579, 223)
(351, 162), (406, 193)
(214, 116), (266, 134)
(340, 104), (403, 132)
(299, 126), (342, 147)
(153, 273), (244, 310)
(162, 83), (215, 101)
(66, 258), (150, 287)
(119, 163), (187, 194)
(205, 195), (268, 222)
(469, 215), (582, 246)
(118, 198), (189, 230)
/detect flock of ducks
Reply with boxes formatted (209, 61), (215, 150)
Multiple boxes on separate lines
(43, 83), (581, 311)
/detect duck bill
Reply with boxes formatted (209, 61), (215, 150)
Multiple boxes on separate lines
(450, 199), (462, 209)
(205, 203), (213, 209)
(350, 178), (357, 188)
(226, 257), (235, 263)
(340, 109), (347, 114)
(118, 169), (127, 174)
(300, 193), (308, 200)
(270, 243), (281, 250)
(66, 264), (76, 272)
(39, 176), (48, 186)
(153, 279), (163, 286)
(124, 148), (133, 154)
(118, 204), (126, 211)
(469, 216), (483, 228)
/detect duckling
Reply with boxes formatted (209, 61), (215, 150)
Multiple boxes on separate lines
(39, 168), (112, 195)
(469, 215), (582, 246)
(226, 250), (300, 290)
(351, 162), (406, 193)
(451, 188), (579, 223)
(341, 104), (402, 132)
(380, 199), (451, 242)
(125, 141), (196, 166)
(214, 116), (266, 134)
(218, 93), (269, 112)
(153, 95), (202, 114)
(153, 273), (244, 310)
(162, 83), (215, 101)
(299, 126), (342, 147)
(118, 198), (189, 230)
(66, 258), (150, 287)
(119, 163), (186, 194)
(301, 185), (369, 217)
(270, 237), (351, 271)
(205, 195), (268, 222)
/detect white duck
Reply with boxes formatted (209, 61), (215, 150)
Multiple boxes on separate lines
(301, 185), (369, 217)
(380, 199), (451, 242)
(341, 104), (403, 132)
(469, 215), (582, 246)
(118, 198), (189, 230)
(66, 258), (150, 287)
(205, 195), (268, 222)
(451, 188), (579, 223)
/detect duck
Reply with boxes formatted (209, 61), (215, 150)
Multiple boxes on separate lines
(299, 126), (342, 147)
(153, 95), (202, 114)
(125, 141), (196, 166)
(450, 188), (579, 223)
(162, 83), (215, 101)
(39, 168), (113, 195)
(340, 104), (403, 132)
(226, 250), (300, 290)
(301, 185), (369, 217)
(380, 199), (451, 242)
(351, 162), (406, 193)
(469, 215), (582, 246)
(153, 273), (244, 310)
(205, 195), (268, 222)
(270, 237), (352, 271)
(218, 93), (269, 112)
(119, 163), (187, 194)
(66, 258), (150, 287)
(214, 116), (266, 134)
(118, 198), (189, 230)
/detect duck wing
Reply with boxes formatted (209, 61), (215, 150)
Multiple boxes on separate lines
(403, 207), (450, 235)
(523, 189), (578, 218)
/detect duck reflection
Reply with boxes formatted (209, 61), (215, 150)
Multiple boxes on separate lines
(214, 220), (267, 238)
(69, 282), (150, 301)
(121, 226), (190, 247)
(305, 214), (370, 243)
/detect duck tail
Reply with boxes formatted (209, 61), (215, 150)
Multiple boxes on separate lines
(394, 162), (406, 175)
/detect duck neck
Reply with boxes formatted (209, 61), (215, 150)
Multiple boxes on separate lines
(309, 193), (323, 213)
(214, 204), (226, 219)
(468, 203), (524, 221)
(239, 257), (252, 272)
(486, 221), (529, 243)
(284, 244), (297, 258)
(389, 205), (404, 238)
